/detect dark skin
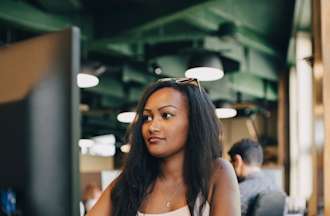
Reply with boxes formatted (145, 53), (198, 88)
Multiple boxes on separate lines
(87, 88), (241, 216)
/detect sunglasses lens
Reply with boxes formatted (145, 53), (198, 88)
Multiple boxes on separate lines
(157, 78), (201, 92)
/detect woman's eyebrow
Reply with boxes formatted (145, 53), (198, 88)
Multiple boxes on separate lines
(158, 105), (178, 111)
(143, 109), (151, 113)
(143, 105), (178, 112)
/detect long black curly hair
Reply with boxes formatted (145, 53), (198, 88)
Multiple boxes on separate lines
(111, 80), (222, 216)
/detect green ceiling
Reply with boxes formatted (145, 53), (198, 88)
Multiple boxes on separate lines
(0, 0), (297, 140)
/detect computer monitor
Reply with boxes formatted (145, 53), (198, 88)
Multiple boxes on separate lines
(0, 28), (80, 216)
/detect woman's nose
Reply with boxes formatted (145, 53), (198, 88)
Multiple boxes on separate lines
(148, 118), (161, 133)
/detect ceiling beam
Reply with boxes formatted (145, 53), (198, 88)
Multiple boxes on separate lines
(122, 64), (155, 84)
(86, 78), (125, 99)
(234, 26), (281, 57)
(228, 72), (277, 101)
(111, 0), (216, 36)
(0, 0), (71, 32)
(89, 32), (205, 56)
(184, 8), (226, 32)
(88, 42), (136, 57)
(208, 3), (288, 57)
(92, 3), (281, 58)
(214, 22), (282, 57)
(34, 0), (82, 12)
(91, 32), (206, 46)
(209, 6), (258, 34)
(91, 1), (214, 54)
(0, 0), (89, 39)
(90, 28), (280, 60)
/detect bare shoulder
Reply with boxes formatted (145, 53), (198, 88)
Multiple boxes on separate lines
(86, 176), (119, 216)
(209, 158), (241, 216)
(211, 158), (237, 183)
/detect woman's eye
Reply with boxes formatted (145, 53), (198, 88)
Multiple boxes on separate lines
(142, 115), (152, 122)
(162, 113), (173, 120)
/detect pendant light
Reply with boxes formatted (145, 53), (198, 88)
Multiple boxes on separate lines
(77, 73), (99, 88)
(117, 111), (136, 123)
(185, 52), (224, 81)
(215, 107), (237, 119)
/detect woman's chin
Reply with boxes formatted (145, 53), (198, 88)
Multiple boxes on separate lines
(147, 148), (168, 158)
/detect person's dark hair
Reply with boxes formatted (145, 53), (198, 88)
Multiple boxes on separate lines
(111, 80), (222, 216)
(228, 138), (263, 166)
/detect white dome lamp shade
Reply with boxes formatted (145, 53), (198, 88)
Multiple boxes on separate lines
(79, 139), (95, 154)
(89, 143), (116, 157)
(215, 107), (237, 119)
(77, 64), (106, 88)
(117, 111), (136, 123)
(90, 134), (116, 157)
(77, 73), (99, 88)
(79, 135), (117, 156)
(185, 52), (224, 81)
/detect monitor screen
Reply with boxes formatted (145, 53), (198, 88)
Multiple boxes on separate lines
(0, 28), (80, 216)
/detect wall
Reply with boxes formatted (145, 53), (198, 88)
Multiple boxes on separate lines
(80, 154), (114, 173)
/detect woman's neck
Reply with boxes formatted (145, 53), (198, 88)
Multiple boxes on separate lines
(159, 152), (185, 183)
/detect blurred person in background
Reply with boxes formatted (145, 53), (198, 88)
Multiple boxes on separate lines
(228, 138), (282, 216)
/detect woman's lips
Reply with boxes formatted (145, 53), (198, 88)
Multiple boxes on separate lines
(148, 137), (165, 144)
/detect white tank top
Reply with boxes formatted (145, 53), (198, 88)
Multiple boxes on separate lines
(137, 194), (210, 216)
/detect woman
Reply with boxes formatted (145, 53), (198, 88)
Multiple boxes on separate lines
(87, 78), (240, 216)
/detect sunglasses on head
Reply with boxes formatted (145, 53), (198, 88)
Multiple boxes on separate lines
(157, 77), (202, 93)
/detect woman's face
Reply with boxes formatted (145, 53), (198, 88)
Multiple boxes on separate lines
(142, 87), (189, 158)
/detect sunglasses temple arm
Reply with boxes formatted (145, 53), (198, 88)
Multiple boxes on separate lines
(197, 80), (202, 93)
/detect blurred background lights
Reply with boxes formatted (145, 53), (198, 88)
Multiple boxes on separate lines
(77, 73), (99, 88)
(215, 108), (237, 119)
(117, 112), (136, 123)
(120, 144), (131, 153)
